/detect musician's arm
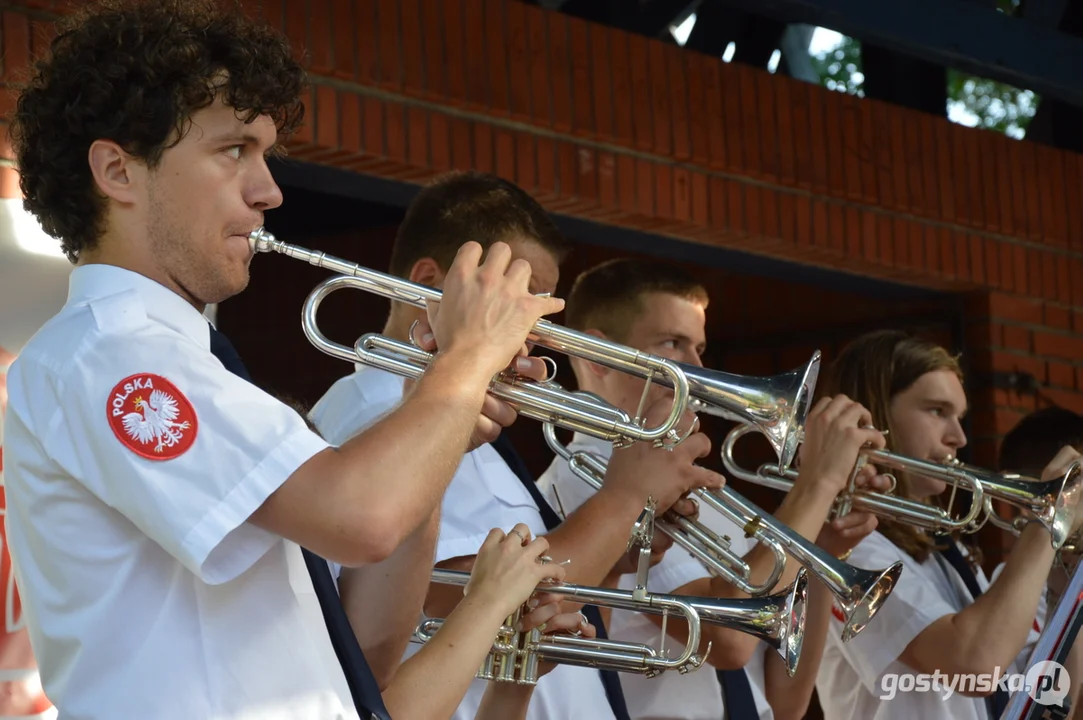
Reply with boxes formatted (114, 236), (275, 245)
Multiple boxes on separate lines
(474, 685), (535, 720)
(900, 522), (1058, 691)
(383, 579), (522, 719)
(251, 356), (491, 566)
(762, 580), (834, 720)
(339, 507), (441, 689)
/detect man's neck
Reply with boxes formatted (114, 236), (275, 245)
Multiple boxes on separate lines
(382, 307), (423, 343)
(77, 249), (205, 313)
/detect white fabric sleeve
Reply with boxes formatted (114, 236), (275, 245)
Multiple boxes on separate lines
(435, 447), (546, 564)
(308, 371), (403, 448)
(44, 325), (329, 585)
(826, 537), (959, 694)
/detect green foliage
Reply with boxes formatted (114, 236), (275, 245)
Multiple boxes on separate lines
(810, 33), (1038, 139)
(809, 35), (865, 97)
(945, 69), (1037, 139)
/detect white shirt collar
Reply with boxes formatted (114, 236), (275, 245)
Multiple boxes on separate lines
(67, 264), (213, 349)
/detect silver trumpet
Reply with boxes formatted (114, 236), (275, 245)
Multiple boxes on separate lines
(615, 352), (820, 470)
(722, 424), (1083, 550)
(414, 566), (808, 682)
(722, 425), (987, 534)
(247, 228), (690, 448)
(544, 420), (902, 643)
(975, 472), (1083, 551)
(683, 351), (821, 472)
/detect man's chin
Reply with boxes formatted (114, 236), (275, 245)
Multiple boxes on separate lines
(205, 274), (249, 306)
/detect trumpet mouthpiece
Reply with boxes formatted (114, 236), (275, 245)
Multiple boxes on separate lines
(248, 227), (277, 254)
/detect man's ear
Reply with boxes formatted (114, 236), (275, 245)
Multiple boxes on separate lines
(577, 328), (611, 379)
(409, 257), (447, 289)
(88, 139), (142, 205)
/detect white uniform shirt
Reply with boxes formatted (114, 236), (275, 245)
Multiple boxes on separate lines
(2, 265), (360, 720)
(308, 364), (407, 583)
(815, 530), (1047, 720)
(0, 362), (56, 720)
(310, 367), (619, 720)
(538, 432), (776, 720)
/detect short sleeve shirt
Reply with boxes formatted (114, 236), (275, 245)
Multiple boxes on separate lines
(2, 265), (357, 719)
(815, 532), (1047, 720)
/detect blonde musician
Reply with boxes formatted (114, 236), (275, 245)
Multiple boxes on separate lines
(537, 258), (890, 720)
(813, 329), (1083, 719)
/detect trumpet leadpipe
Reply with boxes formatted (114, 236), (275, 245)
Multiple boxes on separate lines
(248, 228), (691, 448)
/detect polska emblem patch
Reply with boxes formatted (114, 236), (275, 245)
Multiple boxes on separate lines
(106, 374), (198, 460)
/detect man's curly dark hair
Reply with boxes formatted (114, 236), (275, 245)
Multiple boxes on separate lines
(11, 0), (307, 263)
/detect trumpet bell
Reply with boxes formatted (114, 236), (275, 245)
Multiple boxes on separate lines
(977, 460), (1083, 549)
(683, 351), (820, 471)
(837, 562), (904, 642)
(674, 567), (810, 677)
(1019, 462), (1082, 549)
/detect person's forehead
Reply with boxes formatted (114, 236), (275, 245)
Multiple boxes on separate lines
(629, 293), (706, 336)
(184, 102), (277, 144)
(903, 369), (968, 409)
(505, 237), (560, 285)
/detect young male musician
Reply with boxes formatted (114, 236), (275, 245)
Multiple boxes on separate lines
(538, 258), (890, 720)
(310, 171), (724, 720)
(814, 330), (1083, 719)
(1, 3), (565, 718)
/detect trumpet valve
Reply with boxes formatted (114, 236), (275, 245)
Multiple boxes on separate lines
(517, 628), (543, 685)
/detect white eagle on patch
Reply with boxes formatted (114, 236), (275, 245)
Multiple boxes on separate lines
(122, 390), (191, 454)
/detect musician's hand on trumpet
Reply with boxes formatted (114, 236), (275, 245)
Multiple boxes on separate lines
(816, 483), (886, 567)
(605, 398), (725, 515)
(425, 241), (565, 384)
(407, 319), (551, 450)
(814, 468), (893, 558)
(462, 524), (566, 610)
(516, 598), (599, 678)
(461, 525), (603, 682)
(1042, 446), (1083, 537)
(794, 395), (887, 498)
